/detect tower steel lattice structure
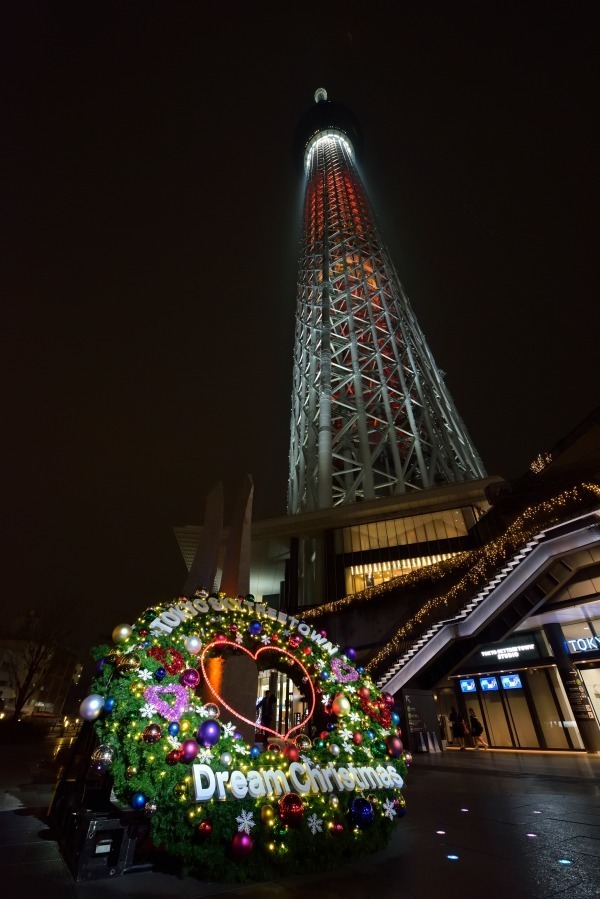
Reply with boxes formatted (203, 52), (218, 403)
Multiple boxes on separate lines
(287, 89), (486, 515)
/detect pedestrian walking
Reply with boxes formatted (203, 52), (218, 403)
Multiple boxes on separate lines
(469, 708), (488, 748)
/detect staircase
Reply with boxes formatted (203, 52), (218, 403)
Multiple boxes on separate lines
(376, 513), (600, 692)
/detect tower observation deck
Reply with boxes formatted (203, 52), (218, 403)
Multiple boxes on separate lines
(287, 88), (486, 515)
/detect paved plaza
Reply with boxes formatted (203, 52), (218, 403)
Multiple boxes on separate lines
(1, 734), (599, 898)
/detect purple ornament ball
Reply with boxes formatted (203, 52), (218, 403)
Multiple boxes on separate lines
(385, 734), (403, 758)
(197, 719), (221, 747)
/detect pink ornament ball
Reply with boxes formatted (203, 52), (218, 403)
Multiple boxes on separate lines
(180, 738), (199, 762)
(231, 831), (253, 859)
(180, 668), (201, 688)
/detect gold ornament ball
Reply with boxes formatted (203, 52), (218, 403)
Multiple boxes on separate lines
(112, 623), (133, 643)
(174, 782), (188, 799)
(117, 653), (141, 675)
(331, 694), (351, 717)
(126, 765), (137, 779)
(180, 719), (191, 733)
(260, 804), (276, 824)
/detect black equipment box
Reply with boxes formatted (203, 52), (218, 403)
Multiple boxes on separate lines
(65, 807), (147, 881)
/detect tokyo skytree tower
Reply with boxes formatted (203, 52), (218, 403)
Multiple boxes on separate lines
(287, 88), (486, 515)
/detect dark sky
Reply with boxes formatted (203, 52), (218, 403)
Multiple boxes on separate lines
(2, 3), (597, 655)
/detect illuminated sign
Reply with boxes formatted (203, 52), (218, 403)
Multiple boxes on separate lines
(192, 761), (404, 802)
(566, 635), (600, 654)
(479, 641), (536, 661)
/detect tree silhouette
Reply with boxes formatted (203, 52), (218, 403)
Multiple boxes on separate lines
(3, 603), (74, 719)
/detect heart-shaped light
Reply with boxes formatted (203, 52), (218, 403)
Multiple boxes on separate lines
(144, 684), (190, 722)
(199, 640), (315, 742)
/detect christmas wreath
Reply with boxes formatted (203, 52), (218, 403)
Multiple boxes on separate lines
(84, 593), (409, 881)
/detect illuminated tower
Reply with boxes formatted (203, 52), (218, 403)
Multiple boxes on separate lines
(287, 88), (485, 514)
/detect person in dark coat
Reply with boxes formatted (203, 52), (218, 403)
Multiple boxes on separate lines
(258, 689), (276, 729)
(469, 708), (488, 749)
(449, 706), (467, 749)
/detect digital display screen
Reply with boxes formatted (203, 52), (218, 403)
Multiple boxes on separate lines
(480, 677), (499, 692)
(501, 674), (523, 690)
(459, 678), (476, 693)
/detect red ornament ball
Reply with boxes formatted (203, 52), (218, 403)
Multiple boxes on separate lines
(352, 731), (363, 745)
(231, 831), (253, 859)
(380, 691), (395, 708)
(278, 792), (304, 827)
(142, 723), (162, 744)
(302, 645), (312, 656)
(214, 633), (227, 643)
(166, 749), (182, 766)
(283, 744), (300, 762)
(197, 820), (212, 838)
(357, 686), (371, 700)
(270, 632), (279, 642)
(288, 634), (302, 648)
(331, 820), (344, 835)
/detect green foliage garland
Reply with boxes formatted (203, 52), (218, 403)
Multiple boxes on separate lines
(88, 594), (408, 882)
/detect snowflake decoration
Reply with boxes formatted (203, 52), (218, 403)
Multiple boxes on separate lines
(139, 703), (155, 719)
(222, 722), (237, 738)
(137, 668), (153, 682)
(281, 628), (291, 636)
(345, 684), (357, 694)
(383, 798), (397, 820)
(235, 633), (244, 645)
(349, 712), (361, 723)
(234, 744), (250, 756)
(197, 748), (214, 763)
(193, 703), (209, 716)
(260, 634), (271, 645)
(339, 727), (352, 741)
(149, 629), (163, 638)
(300, 754), (315, 767)
(321, 694), (331, 706)
(341, 741), (355, 755)
(236, 810), (255, 834)
(313, 658), (325, 670)
(307, 813), (323, 835)
(167, 735), (181, 749)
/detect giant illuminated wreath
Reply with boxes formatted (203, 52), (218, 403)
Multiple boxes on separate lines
(85, 593), (409, 881)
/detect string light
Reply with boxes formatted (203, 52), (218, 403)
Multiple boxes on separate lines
(364, 482), (600, 673)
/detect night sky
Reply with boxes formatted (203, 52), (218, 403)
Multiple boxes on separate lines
(2, 3), (597, 656)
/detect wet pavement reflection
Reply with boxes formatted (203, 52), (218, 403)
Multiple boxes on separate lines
(0, 736), (598, 898)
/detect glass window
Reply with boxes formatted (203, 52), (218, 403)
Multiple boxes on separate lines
(527, 668), (575, 749)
